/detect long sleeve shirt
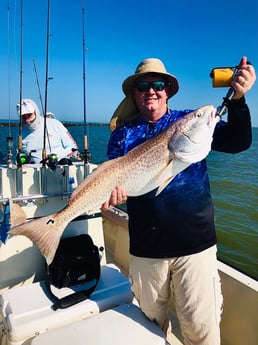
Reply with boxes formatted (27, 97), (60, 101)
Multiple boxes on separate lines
(22, 117), (78, 164)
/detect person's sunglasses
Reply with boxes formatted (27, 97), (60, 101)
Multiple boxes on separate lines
(135, 81), (166, 92)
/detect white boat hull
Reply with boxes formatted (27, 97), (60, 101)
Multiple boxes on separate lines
(0, 163), (257, 345)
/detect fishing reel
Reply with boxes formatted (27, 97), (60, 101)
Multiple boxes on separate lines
(80, 149), (91, 164)
(47, 153), (58, 171)
(209, 66), (236, 88)
(40, 153), (58, 170)
(16, 151), (30, 165)
(16, 150), (36, 165)
(6, 136), (14, 166)
(16, 152), (29, 165)
(210, 61), (252, 117)
(210, 65), (238, 117)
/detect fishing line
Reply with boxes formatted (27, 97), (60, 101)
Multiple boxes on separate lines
(32, 58), (44, 114)
(32, 58), (52, 153)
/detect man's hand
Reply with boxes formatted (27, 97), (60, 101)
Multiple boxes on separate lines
(231, 56), (256, 100)
(102, 186), (128, 210)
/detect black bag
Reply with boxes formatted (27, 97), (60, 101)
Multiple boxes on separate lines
(45, 234), (101, 310)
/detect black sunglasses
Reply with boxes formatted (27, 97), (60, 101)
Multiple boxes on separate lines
(135, 81), (166, 92)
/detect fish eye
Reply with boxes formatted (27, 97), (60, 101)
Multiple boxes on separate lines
(196, 112), (202, 117)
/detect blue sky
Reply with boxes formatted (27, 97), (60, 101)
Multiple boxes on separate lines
(0, 0), (257, 126)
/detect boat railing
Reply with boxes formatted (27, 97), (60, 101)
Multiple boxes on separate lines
(0, 191), (72, 204)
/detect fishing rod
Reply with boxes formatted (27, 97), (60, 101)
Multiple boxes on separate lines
(6, 6), (14, 167)
(15, 0), (36, 168)
(42, 0), (51, 166)
(17, 0), (24, 168)
(14, 0), (26, 196)
(81, 0), (91, 169)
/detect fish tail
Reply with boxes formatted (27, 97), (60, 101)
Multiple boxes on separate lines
(9, 200), (27, 227)
(8, 214), (65, 265)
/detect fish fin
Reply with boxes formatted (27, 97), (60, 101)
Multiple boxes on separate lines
(172, 158), (191, 178)
(8, 214), (64, 265)
(155, 177), (174, 196)
(155, 159), (190, 196)
(154, 161), (174, 195)
(9, 200), (27, 227)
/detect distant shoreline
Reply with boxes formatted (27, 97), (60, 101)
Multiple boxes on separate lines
(1, 122), (257, 129)
(0, 122), (109, 127)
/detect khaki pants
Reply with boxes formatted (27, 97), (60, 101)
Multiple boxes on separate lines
(129, 245), (223, 345)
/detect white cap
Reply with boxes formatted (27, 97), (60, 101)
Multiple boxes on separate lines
(16, 99), (41, 130)
(46, 112), (55, 118)
(16, 99), (40, 117)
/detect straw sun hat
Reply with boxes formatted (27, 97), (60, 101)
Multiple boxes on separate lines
(109, 58), (179, 131)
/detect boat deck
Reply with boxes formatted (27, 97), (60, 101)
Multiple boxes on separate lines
(102, 206), (258, 345)
(105, 249), (184, 345)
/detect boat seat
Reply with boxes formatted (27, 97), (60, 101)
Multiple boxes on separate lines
(24, 303), (167, 345)
(0, 264), (133, 345)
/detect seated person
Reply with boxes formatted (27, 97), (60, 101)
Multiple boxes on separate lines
(17, 99), (79, 164)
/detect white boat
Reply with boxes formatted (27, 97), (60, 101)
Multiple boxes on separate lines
(0, 162), (257, 345)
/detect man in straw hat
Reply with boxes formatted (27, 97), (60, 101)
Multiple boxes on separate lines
(103, 57), (256, 344)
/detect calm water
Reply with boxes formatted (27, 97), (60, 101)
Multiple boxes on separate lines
(1, 124), (257, 279)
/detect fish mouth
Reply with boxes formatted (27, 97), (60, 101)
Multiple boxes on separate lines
(201, 107), (219, 128)
(208, 107), (219, 127)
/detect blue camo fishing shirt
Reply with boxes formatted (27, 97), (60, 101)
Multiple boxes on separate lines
(107, 98), (252, 258)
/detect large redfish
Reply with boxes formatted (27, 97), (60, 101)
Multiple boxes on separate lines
(9, 105), (219, 264)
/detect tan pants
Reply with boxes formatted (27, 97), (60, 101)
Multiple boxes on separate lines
(129, 245), (223, 345)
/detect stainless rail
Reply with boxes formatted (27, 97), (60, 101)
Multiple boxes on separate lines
(0, 191), (72, 204)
